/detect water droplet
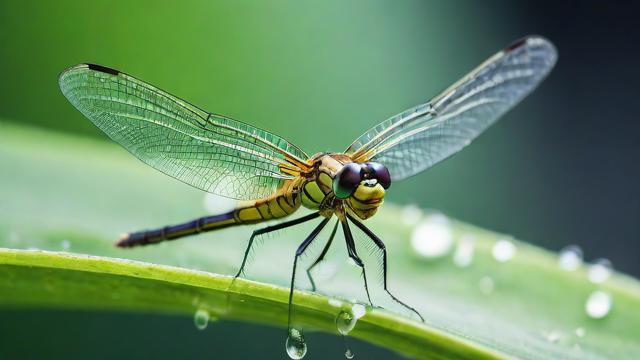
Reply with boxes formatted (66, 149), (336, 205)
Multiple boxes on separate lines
(558, 245), (583, 271)
(453, 234), (475, 267)
(587, 258), (613, 284)
(286, 328), (307, 359)
(575, 327), (586, 338)
(336, 310), (357, 335)
(492, 238), (516, 262)
(479, 276), (494, 295)
(329, 298), (344, 307)
(351, 304), (367, 320)
(585, 291), (612, 319)
(411, 214), (453, 258)
(193, 309), (210, 330)
(401, 204), (423, 226)
(545, 330), (562, 343)
(60, 239), (71, 251)
(345, 348), (354, 359)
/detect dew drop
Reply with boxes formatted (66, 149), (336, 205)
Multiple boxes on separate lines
(545, 330), (562, 343)
(401, 204), (423, 226)
(453, 234), (475, 267)
(585, 291), (612, 319)
(345, 348), (354, 359)
(336, 310), (357, 335)
(193, 309), (210, 330)
(411, 214), (453, 258)
(286, 328), (307, 359)
(575, 327), (586, 338)
(587, 258), (613, 284)
(492, 238), (516, 262)
(558, 245), (583, 271)
(479, 276), (494, 295)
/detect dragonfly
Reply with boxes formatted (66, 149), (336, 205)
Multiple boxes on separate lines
(59, 35), (556, 336)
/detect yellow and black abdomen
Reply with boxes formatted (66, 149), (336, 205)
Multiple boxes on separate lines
(118, 179), (302, 248)
(236, 179), (302, 222)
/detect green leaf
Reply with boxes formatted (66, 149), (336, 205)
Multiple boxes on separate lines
(1, 121), (639, 359)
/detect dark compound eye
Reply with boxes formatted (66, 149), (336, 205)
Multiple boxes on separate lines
(333, 162), (362, 199)
(365, 162), (391, 189)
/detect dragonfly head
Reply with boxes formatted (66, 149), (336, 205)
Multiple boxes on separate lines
(333, 162), (391, 220)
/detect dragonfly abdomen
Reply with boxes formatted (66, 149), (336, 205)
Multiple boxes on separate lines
(116, 211), (238, 247)
(116, 180), (302, 248)
(236, 185), (301, 222)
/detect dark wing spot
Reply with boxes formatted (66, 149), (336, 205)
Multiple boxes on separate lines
(87, 63), (120, 76)
(505, 36), (529, 52)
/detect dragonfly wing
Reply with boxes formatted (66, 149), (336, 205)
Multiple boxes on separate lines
(346, 36), (557, 181)
(60, 64), (309, 200)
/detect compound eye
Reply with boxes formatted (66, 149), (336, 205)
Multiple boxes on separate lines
(333, 163), (362, 199)
(366, 162), (391, 189)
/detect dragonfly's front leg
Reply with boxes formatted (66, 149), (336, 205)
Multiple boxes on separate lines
(347, 214), (424, 322)
(341, 219), (373, 306)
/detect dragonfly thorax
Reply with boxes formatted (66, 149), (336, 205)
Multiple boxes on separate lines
(300, 154), (390, 220)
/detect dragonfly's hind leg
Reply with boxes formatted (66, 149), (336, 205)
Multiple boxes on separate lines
(347, 214), (425, 322)
(233, 212), (320, 279)
(305, 220), (340, 292)
(341, 220), (373, 306)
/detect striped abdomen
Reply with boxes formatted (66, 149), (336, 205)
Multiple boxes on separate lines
(117, 180), (302, 248)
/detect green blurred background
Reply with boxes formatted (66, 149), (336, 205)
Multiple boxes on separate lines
(1, 0), (638, 359)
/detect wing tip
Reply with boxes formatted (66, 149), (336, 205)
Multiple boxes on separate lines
(58, 63), (122, 93)
(505, 35), (558, 69)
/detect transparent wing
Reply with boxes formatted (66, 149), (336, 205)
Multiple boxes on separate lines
(346, 36), (557, 181)
(59, 64), (310, 200)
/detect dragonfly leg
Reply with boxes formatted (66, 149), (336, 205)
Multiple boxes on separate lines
(347, 214), (425, 322)
(341, 219), (373, 306)
(305, 220), (340, 292)
(287, 217), (331, 331)
(234, 212), (320, 279)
